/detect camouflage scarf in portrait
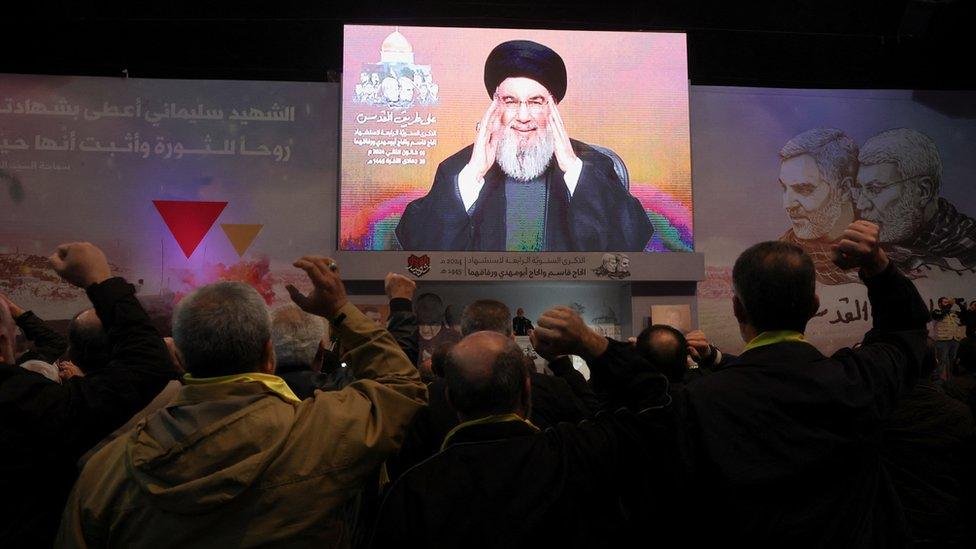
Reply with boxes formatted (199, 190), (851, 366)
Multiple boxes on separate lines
(886, 198), (976, 275)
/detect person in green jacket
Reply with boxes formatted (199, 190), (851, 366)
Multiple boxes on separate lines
(58, 256), (427, 548)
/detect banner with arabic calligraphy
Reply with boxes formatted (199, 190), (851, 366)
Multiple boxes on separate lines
(693, 87), (976, 354)
(0, 74), (336, 318)
(339, 25), (692, 253)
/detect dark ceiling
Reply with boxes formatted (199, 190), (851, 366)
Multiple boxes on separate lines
(3, 0), (974, 89)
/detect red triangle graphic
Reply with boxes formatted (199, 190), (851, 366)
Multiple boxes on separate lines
(153, 200), (228, 258)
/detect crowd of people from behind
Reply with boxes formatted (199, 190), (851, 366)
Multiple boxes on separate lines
(0, 220), (972, 548)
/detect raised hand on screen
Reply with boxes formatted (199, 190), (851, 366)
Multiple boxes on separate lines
(466, 98), (503, 179)
(547, 95), (579, 173)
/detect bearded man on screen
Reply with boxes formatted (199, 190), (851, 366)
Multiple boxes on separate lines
(395, 40), (653, 252)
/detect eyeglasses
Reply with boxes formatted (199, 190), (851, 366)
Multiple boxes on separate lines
(497, 95), (547, 115)
(851, 175), (918, 199)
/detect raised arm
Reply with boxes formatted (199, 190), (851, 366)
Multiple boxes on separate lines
(546, 356), (601, 416)
(287, 257), (427, 472)
(828, 221), (929, 334)
(532, 306), (668, 410)
(832, 221), (929, 417)
(0, 243), (173, 456)
(384, 273), (420, 367)
(2, 293), (68, 364)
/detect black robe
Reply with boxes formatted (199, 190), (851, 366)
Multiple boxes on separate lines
(396, 139), (653, 251)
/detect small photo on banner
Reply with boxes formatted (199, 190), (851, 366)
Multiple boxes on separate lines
(651, 304), (692, 333)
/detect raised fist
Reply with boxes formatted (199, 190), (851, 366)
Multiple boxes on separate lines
(48, 242), (112, 288)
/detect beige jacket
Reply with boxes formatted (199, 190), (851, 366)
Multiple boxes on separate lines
(934, 310), (962, 341)
(57, 303), (426, 548)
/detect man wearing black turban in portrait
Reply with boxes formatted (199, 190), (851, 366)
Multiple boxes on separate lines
(396, 40), (654, 252)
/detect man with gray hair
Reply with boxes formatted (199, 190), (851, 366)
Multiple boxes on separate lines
(59, 256), (427, 547)
(855, 128), (976, 273)
(778, 128), (860, 284)
(271, 304), (339, 398)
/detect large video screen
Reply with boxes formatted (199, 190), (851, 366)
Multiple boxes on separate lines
(341, 25), (691, 253)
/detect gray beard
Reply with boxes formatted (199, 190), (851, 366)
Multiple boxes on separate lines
(868, 184), (924, 242)
(791, 184), (842, 240)
(496, 125), (555, 181)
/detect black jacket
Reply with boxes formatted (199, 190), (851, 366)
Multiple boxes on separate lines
(372, 341), (669, 549)
(395, 140), (653, 251)
(881, 381), (976, 545)
(386, 297), (419, 367)
(0, 278), (173, 547)
(512, 315), (533, 336)
(671, 263), (930, 548)
(13, 310), (68, 365)
(388, 361), (599, 482)
(945, 372), (976, 417)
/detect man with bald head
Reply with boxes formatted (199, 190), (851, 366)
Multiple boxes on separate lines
(373, 306), (670, 548)
(443, 331), (531, 421)
(389, 299), (596, 480)
(65, 308), (110, 373)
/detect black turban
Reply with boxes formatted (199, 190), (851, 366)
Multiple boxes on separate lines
(483, 40), (567, 103)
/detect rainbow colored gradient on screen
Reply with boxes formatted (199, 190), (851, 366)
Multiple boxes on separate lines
(340, 25), (692, 252)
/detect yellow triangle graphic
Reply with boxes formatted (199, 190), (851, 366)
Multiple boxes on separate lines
(220, 224), (263, 257)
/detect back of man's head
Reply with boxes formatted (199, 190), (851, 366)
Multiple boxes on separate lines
(461, 299), (512, 337)
(67, 308), (110, 373)
(444, 331), (529, 420)
(732, 241), (817, 334)
(271, 304), (326, 370)
(173, 281), (271, 377)
(635, 325), (688, 383)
